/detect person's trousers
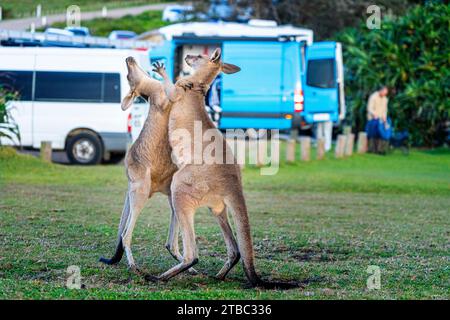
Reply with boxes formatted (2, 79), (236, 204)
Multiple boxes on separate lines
(366, 119), (387, 154)
(368, 138), (388, 154)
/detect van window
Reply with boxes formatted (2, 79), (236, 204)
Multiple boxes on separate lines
(35, 71), (102, 102)
(307, 59), (336, 89)
(0, 70), (33, 100)
(103, 73), (121, 103)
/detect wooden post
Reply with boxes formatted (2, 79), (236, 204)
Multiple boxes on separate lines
(300, 136), (311, 161)
(335, 135), (346, 158)
(316, 138), (325, 160)
(40, 141), (52, 162)
(344, 133), (355, 156)
(257, 138), (267, 167)
(286, 139), (296, 163)
(357, 132), (368, 154)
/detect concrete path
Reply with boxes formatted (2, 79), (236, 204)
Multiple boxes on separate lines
(0, 2), (176, 31)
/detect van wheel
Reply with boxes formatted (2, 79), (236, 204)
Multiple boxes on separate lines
(66, 132), (102, 165)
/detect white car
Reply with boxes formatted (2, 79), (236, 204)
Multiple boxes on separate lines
(108, 30), (137, 41)
(0, 47), (150, 164)
(162, 5), (194, 22)
(44, 28), (74, 37)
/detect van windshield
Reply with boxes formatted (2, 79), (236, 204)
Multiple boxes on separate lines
(307, 59), (335, 89)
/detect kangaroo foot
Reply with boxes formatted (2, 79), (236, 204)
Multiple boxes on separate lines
(165, 244), (199, 275)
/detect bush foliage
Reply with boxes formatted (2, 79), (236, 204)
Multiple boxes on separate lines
(337, 3), (449, 146)
(0, 88), (21, 146)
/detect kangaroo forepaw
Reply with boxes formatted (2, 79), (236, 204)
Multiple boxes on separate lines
(176, 79), (194, 91)
(152, 61), (165, 76)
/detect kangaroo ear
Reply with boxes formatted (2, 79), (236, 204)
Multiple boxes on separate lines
(121, 91), (136, 111)
(210, 48), (222, 63)
(222, 63), (241, 74)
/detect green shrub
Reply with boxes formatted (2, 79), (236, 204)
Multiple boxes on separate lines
(0, 87), (21, 146)
(337, 3), (450, 146)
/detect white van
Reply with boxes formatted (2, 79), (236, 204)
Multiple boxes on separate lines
(0, 47), (150, 164)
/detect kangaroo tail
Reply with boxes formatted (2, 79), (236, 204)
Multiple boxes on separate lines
(99, 238), (124, 265)
(99, 193), (129, 265)
(225, 192), (261, 287)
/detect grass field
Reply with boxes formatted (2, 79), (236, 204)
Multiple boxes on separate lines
(0, 146), (449, 299)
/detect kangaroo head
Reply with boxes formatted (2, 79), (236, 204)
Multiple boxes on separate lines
(184, 48), (240, 80)
(121, 56), (150, 111)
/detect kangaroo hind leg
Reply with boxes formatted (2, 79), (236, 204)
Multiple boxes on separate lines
(158, 191), (198, 281)
(121, 168), (151, 272)
(166, 195), (198, 274)
(211, 206), (240, 280)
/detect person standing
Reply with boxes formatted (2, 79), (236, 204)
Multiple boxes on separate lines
(366, 86), (389, 153)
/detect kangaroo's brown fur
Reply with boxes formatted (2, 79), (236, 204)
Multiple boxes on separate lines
(153, 49), (264, 286)
(100, 57), (234, 279)
(99, 57), (179, 271)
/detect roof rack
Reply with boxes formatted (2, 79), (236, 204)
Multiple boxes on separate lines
(138, 22), (314, 45)
(0, 29), (157, 49)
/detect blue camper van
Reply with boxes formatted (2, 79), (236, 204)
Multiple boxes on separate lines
(131, 21), (345, 139)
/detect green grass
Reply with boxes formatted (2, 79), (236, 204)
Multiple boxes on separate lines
(0, 146), (449, 299)
(45, 10), (170, 37)
(1, 1), (167, 19)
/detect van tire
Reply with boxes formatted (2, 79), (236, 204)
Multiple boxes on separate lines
(66, 132), (103, 165)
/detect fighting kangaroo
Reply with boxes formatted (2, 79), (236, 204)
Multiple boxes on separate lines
(152, 48), (280, 287)
(99, 57), (235, 280)
(99, 56), (179, 271)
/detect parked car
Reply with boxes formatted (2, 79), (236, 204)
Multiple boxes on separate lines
(207, 0), (252, 22)
(108, 30), (137, 41)
(65, 27), (90, 37)
(44, 28), (74, 37)
(0, 47), (150, 164)
(207, 0), (234, 21)
(162, 5), (194, 22)
(43, 28), (86, 48)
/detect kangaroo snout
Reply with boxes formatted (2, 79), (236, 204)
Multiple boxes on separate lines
(185, 55), (196, 64)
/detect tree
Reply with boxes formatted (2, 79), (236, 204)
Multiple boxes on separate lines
(337, 3), (449, 146)
(192, 0), (421, 39)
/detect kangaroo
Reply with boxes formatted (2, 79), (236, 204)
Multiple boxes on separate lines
(151, 49), (271, 287)
(98, 56), (179, 272)
(99, 57), (235, 280)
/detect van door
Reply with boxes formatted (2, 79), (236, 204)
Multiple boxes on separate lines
(303, 41), (344, 124)
(220, 41), (287, 129)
